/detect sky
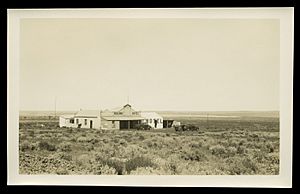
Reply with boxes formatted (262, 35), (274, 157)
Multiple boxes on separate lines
(20, 18), (280, 111)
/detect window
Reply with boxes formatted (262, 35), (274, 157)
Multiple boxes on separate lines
(70, 119), (74, 124)
(76, 119), (79, 124)
(150, 119), (152, 123)
(84, 119), (87, 125)
(112, 121), (115, 124)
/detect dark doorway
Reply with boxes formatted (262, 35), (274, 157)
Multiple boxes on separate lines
(120, 121), (129, 129)
(120, 120), (141, 129)
(154, 119), (158, 128)
(90, 120), (93, 129)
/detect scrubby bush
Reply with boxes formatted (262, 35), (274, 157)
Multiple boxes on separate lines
(125, 156), (155, 173)
(20, 140), (31, 151)
(56, 168), (69, 175)
(242, 157), (258, 173)
(58, 142), (72, 152)
(95, 155), (125, 175)
(138, 135), (145, 141)
(266, 152), (279, 164)
(60, 153), (72, 161)
(38, 141), (56, 151)
(237, 145), (246, 154)
(92, 163), (117, 175)
(225, 156), (258, 175)
(226, 146), (237, 157)
(189, 141), (203, 149)
(77, 137), (88, 142)
(209, 145), (226, 156)
(181, 150), (208, 161)
(265, 142), (275, 153)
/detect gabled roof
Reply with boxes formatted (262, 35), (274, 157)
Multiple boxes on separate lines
(60, 114), (75, 119)
(140, 112), (163, 118)
(110, 106), (123, 112)
(74, 110), (101, 118)
(102, 116), (144, 121)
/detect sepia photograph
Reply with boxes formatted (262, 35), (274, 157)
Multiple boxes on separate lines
(7, 8), (293, 187)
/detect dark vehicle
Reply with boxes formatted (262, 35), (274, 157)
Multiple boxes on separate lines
(136, 123), (152, 130)
(175, 124), (199, 131)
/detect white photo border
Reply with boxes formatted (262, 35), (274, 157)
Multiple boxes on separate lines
(7, 8), (294, 187)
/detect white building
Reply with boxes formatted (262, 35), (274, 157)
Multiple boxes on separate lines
(140, 112), (163, 129)
(59, 104), (167, 130)
(59, 110), (101, 129)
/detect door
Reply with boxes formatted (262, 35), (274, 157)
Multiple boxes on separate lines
(90, 120), (93, 129)
(154, 119), (158, 128)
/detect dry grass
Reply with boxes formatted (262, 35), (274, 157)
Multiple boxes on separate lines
(19, 117), (279, 175)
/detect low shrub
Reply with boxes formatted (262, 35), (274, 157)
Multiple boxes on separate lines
(226, 146), (237, 157)
(125, 156), (155, 173)
(237, 145), (246, 154)
(209, 145), (226, 156)
(77, 137), (88, 142)
(181, 150), (208, 161)
(38, 141), (56, 151)
(225, 156), (258, 175)
(95, 155), (124, 175)
(58, 142), (72, 152)
(92, 163), (117, 175)
(20, 140), (31, 151)
(56, 168), (69, 175)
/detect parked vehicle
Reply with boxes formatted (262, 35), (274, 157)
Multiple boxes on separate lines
(175, 124), (199, 131)
(136, 123), (152, 130)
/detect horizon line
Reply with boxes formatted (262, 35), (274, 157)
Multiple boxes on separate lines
(19, 109), (280, 112)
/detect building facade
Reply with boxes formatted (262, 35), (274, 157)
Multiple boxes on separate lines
(59, 104), (166, 130)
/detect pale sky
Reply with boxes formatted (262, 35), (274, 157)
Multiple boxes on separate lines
(20, 18), (279, 111)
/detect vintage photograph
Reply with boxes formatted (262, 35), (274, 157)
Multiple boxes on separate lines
(7, 8), (293, 186)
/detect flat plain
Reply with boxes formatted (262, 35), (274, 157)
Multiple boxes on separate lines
(19, 111), (279, 175)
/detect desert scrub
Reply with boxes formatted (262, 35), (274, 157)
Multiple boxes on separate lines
(91, 163), (117, 175)
(95, 155), (125, 175)
(38, 141), (56, 151)
(181, 149), (208, 161)
(226, 146), (238, 157)
(209, 145), (226, 156)
(225, 156), (258, 175)
(20, 140), (32, 151)
(58, 142), (72, 152)
(125, 156), (155, 173)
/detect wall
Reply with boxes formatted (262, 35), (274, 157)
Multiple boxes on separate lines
(141, 113), (163, 129)
(101, 119), (120, 130)
(59, 117), (77, 128)
(72, 117), (101, 129)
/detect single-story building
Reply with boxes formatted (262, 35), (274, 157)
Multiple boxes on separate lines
(59, 110), (101, 129)
(59, 104), (170, 130)
(101, 104), (144, 130)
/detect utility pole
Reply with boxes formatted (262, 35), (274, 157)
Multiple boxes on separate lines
(54, 96), (57, 118)
(207, 112), (209, 130)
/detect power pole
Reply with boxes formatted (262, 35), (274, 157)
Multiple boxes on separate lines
(54, 96), (57, 118)
(207, 112), (209, 130)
